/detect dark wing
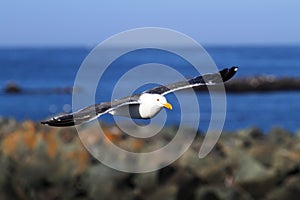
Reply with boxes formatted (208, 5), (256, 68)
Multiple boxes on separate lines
(144, 66), (238, 95)
(41, 95), (140, 127)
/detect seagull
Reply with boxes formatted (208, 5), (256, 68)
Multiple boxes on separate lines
(41, 67), (238, 127)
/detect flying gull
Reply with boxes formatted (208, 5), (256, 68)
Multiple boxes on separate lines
(41, 67), (238, 127)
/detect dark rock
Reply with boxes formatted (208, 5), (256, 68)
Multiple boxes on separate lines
(233, 152), (277, 198)
(247, 143), (276, 168)
(195, 186), (253, 200)
(179, 147), (228, 184)
(268, 127), (292, 145)
(158, 165), (176, 184)
(226, 76), (300, 93)
(133, 171), (157, 192)
(195, 76), (300, 93)
(52, 87), (76, 94)
(86, 165), (130, 200)
(236, 127), (264, 148)
(272, 148), (300, 178)
(197, 189), (220, 200)
(147, 185), (177, 200)
(267, 176), (300, 200)
(4, 82), (22, 94)
(175, 169), (201, 200)
(117, 173), (136, 190)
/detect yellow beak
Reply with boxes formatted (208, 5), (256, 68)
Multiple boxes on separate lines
(163, 102), (173, 110)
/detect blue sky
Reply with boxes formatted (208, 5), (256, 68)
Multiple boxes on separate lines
(1, 0), (300, 46)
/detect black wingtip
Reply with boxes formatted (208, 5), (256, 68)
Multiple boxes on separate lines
(40, 121), (49, 125)
(40, 119), (75, 127)
(40, 114), (76, 127)
(220, 66), (238, 82)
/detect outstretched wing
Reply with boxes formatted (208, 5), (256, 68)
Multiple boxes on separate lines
(144, 66), (238, 95)
(41, 95), (140, 127)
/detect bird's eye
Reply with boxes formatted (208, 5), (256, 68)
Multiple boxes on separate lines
(157, 99), (160, 101)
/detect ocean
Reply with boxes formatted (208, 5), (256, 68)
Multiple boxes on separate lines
(1, 46), (300, 132)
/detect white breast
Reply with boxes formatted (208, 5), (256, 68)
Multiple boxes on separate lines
(109, 93), (166, 119)
(138, 103), (163, 118)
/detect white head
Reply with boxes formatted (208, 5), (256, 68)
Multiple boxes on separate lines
(138, 93), (172, 118)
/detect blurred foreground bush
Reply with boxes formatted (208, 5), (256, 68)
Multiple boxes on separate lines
(1, 119), (300, 199)
(0, 120), (89, 199)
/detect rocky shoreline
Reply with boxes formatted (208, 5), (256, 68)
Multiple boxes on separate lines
(196, 76), (300, 93)
(3, 76), (300, 95)
(1, 118), (300, 199)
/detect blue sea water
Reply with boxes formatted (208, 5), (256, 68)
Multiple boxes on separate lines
(0, 46), (300, 132)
